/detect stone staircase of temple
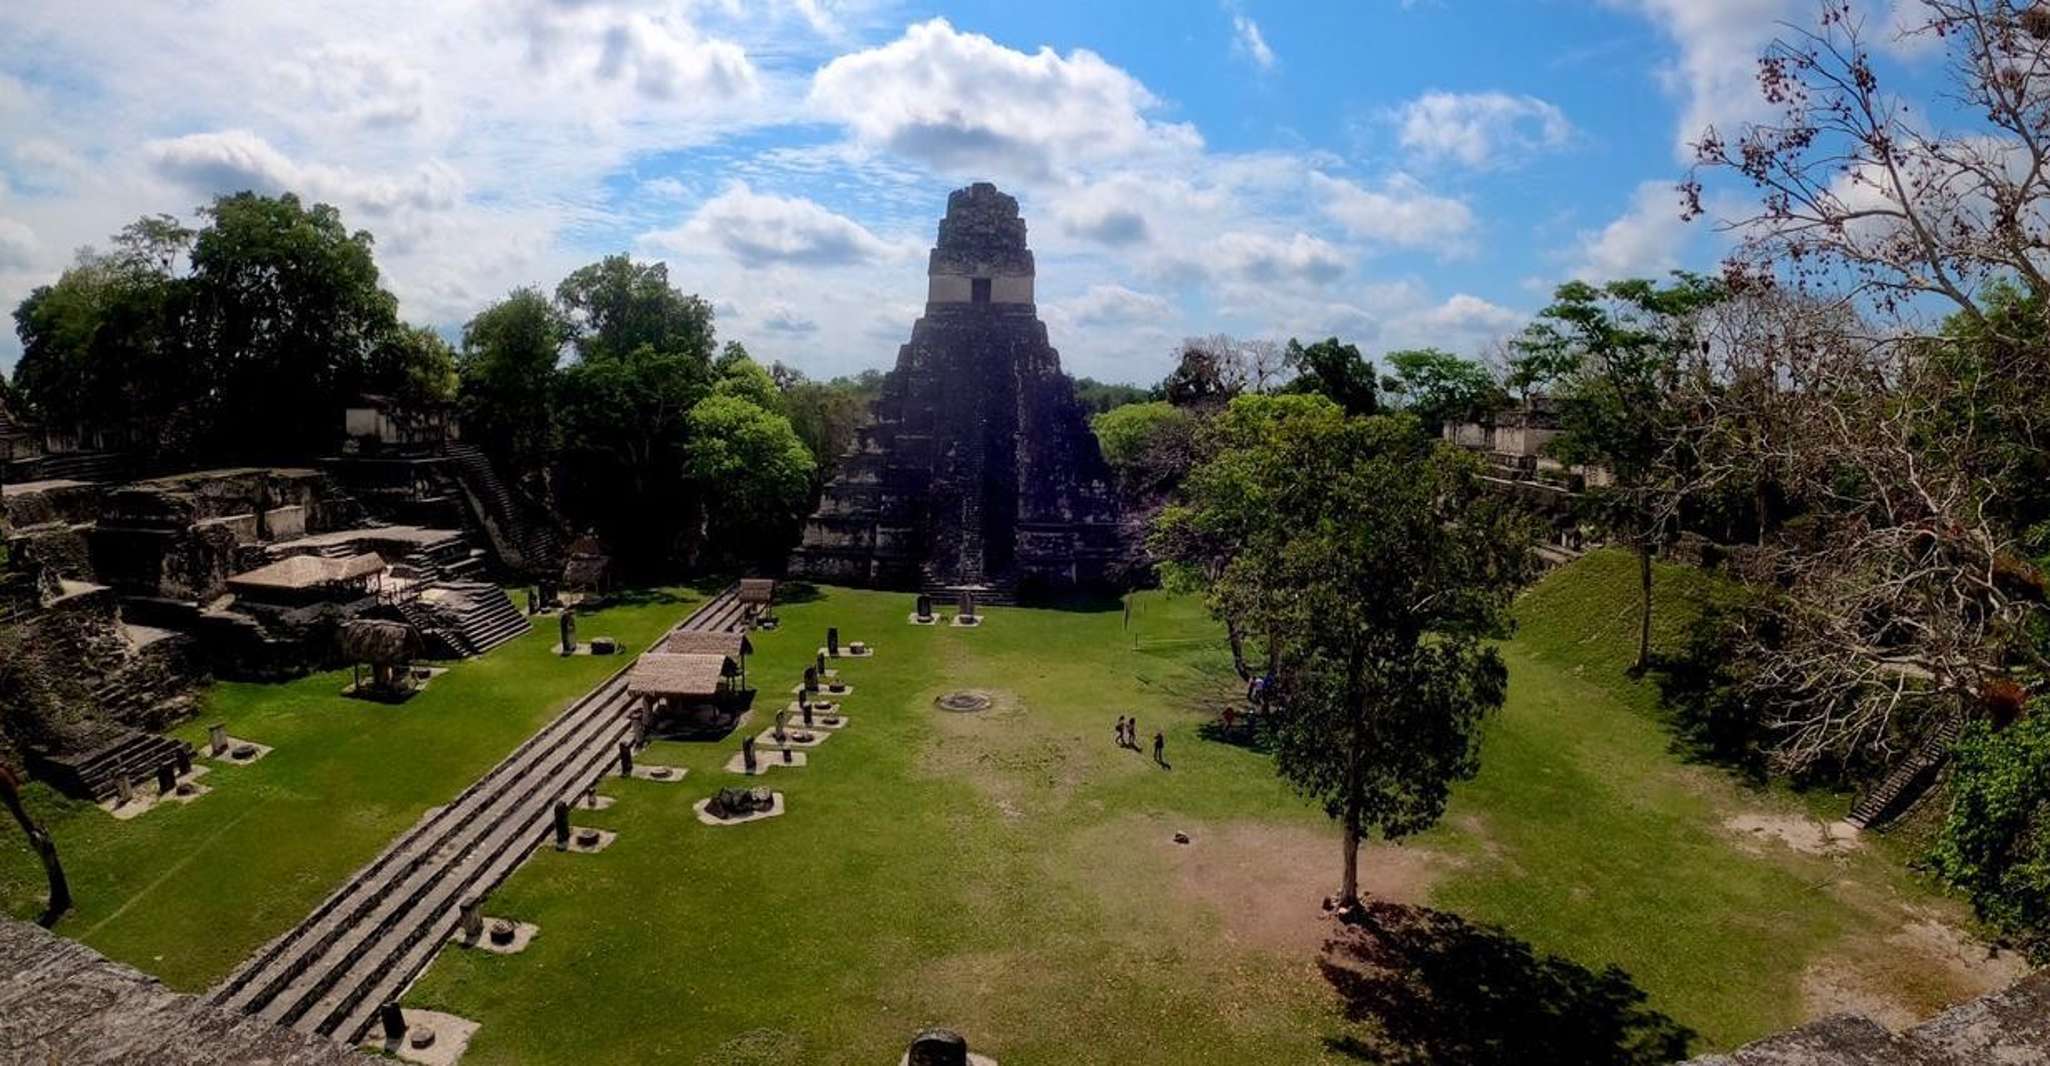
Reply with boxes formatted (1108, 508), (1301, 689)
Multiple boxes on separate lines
(1845, 713), (1964, 830)
(443, 444), (562, 577)
(208, 586), (743, 1044)
(917, 574), (1018, 607)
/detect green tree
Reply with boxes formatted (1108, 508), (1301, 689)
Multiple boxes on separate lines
(1384, 348), (1500, 434)
(683, 393), (816, 565)
(1090, 400), (1197, 495)
(550, 255), (720, 571)
(460, 288), (567, 473)
(1155, 403), (1532, 909)
(367, 324), (457, 408)
(1932, 707), (2050, 962)
(1283, 337), (1378, 416)
(188, 192), (400, 458)
(711, 352), (782, 412)
(778, 367), (881, 481)
(1073, 376), (1153, 414)
(1512, 274), (1724, 670)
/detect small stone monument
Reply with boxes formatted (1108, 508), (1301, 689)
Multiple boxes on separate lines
(781, 746), (793, 763)
(916, 593), (933, 621)
(461, 897), (484, 940)
(209, 723), (229, 756)
(799, 686), (811, 710)
(553, 801), (570, 850)
(560, 608), (577, 655)
(742, 736), (757, 773)
(803, 666), (819, 694)
(114, 774), (134, 807)
(802, 702), (814, 727)
(156, 763), (177, 796)
(959, 589), (977, 622)
(827, 626), (840, 657)
(617, 740), (633, 776)
(907, 1028), (971, 1066)
(379, 1002), (407, 1042)
(816, 651), (827, 678)
(489, 919), (515, 946)
(174, 748), (192, 777)
(774, 710), (789, 743)
(525, 586), (538, 616)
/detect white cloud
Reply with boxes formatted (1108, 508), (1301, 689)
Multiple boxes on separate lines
(1056, 283), (1173, 326)
(146, 130), (463, 217)
(808, 18), (1202, 183)
(0, 217), (38, 270)
(275, 45), (431, 129)
(1394, 91), (1572, 167)
(1312, 172), (1475, 252)
(1215, 230), (1347, 284)
(1613, 0), (1794, 157)
(644, 182), (911, 268)
(1568, 179), (1694, 280)
(1232, 15), (1277, 70)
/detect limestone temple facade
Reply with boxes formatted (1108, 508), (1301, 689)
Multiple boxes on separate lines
(787, 183), (1123, 597)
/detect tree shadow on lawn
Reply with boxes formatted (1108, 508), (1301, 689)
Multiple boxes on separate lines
(1320, 901), (1695, 1066)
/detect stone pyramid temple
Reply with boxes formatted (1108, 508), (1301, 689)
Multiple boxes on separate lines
(787, 182), (1124, 598)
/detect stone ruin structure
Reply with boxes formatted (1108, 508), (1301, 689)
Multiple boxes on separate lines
(787, 183), (1123, 601)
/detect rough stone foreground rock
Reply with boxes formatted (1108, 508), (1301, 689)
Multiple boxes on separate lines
(1684, 967), (2050, 1064)
(0, 916), (369, 1064)
(787, 182), (1125, 594)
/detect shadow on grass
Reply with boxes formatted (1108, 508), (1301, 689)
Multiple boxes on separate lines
(588, 587), (689, 611)
(1197, 717), (1274, 754)
(773, 581), (825, 605)
(1320, 902), (1695, 1066)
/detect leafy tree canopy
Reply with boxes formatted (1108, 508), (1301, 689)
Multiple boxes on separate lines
(1282, 337), (1378, 416)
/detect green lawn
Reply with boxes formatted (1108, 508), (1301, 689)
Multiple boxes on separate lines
(0, 588), (703, 990)
(4, 558), (2015, 1062)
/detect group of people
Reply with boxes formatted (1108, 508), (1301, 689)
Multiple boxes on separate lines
(1114, 716), (1166, 767)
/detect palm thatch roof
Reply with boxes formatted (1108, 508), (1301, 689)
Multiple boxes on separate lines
(661, 630), (752, 658)
(628, 652), (734, 698)
(338, 618), (419, 663)
(737, 578), (776, 605)
(229, 552), (385, 593)
(563, 555), (609, 590)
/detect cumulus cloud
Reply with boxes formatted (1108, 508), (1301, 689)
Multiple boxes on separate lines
(757, 302), (821, 333)
(1311, 172), (1475, 252)
(276, 45), (431, 129)
(593, 14), (758, 102)
(808, 18), (1201, 182)
(645, 182), (910, 268)
(1215, 230), (1347, 284)
(1394, 91), (1572, 167)
(1232, 15), (1277, 70)
(0, 217), (38, 270)
(1568, 179), (1694, 280)
(146, 130), (463, 216)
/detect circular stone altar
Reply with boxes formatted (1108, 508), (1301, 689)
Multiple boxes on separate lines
(934, 690), (994, 714)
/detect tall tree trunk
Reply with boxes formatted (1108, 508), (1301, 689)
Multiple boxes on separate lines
(1635, 540), (1654, 672)
(1337, 654), (1366, 912)
(1, 767), (71, 926)
(1225, 619), (1252, 682)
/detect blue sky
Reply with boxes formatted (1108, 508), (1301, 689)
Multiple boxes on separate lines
(0, 0), (1946, 383)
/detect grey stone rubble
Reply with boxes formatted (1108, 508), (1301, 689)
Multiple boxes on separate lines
(203, 584), (756, 1044)
(0, 916), (370, 1064)
(1684, 968), (2050, 1064)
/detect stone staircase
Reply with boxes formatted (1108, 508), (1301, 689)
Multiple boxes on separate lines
(443, 444), (562, 578)
(398, 583), (526, 659)
(209, 586), (743, 1044)
(24, 450), (128, 484)
(1845, 713), (1964, 830)
(29, 727), (194, 804)
(398, 534), (482, 583)
(918, 573), (1018, 607)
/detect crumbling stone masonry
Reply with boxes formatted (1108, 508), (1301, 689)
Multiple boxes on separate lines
(787, 183), (1123, 595)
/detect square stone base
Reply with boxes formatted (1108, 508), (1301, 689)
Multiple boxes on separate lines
(724, 749), (808, 774)
(206, 737), (273, 764)
(363, 1009), (479, 1066)
(628, 764), (686, 783)
(755, 727), (829, 750)
(455, 918), (539, 955)
(101, 765), (212, 820)
(547, 827), (618, 854)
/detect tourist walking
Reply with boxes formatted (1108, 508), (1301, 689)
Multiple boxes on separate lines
(1114, 716), (1127, 747)
(1126, 717), (1138, 749)
(1153, 730), (1165, 766)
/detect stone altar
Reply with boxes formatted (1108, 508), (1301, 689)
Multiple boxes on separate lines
(787, 183), (1123, 595)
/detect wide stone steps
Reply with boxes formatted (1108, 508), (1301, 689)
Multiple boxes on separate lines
(33, 730), (194, 803)
(209, 587), (742, 1043)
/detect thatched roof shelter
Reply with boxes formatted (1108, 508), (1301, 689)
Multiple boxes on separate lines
(661, 630), (753, 658)
(628, 652), (735, 699)
(737, 578), (776, 606)
(338, 619), (419, 664)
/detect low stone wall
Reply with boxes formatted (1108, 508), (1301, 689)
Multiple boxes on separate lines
(0, 918), (370, 1065)
(1687, 968), (2050, 1064)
